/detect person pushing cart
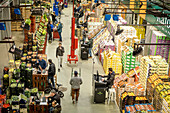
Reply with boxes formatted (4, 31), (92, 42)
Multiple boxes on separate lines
(69, 69), (82, 104)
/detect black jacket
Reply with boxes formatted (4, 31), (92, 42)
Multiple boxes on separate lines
(51, 14), (56, 22)
(52, 93), (60, 105)
(86, 38), (93, 48)
(47, 23), (52, 34)
(106, 71), (115, 88)
(78, 10), (84, 18)
(83, 21), (88, 28)
(83, 30), (88, 37)
(48, 63), (56, 76)
(56, 46), (64, 57)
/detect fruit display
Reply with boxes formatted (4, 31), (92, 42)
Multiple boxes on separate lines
(103, 50), (122, 75)
(11, 96), (19, 102)
(134, 103), (156, 112)
(35, 18), (47, 52)
(31, 88), (38, 93)
(134, 26), (145, 40)
(117, 29), (138, 56)
(92, 28), (113, 55)
(88, 22), (104, 39)
(146, 73), (170, 112)
(122, 46), (140, 73)
(120, 92), (136, 111)
(140, 56), (169, 91)
(125, 105), (136, 113)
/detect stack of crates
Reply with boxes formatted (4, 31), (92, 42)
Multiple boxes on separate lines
(103, 50), (122, 75)
(112, 53), (122, 75)
(30, 16), (36, 33)
(140, 56), (169, 92)
(20, 94), (27, 113)
(150, 56), (169, 75)
(134, 26), (145, 39)
(11, 96), (19, 113)
(140, 56), (152, 91)
(122, 46), (139, 73)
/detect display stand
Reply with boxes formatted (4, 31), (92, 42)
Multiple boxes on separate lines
(32, 71), (48, 91)
(38, 33), (47, 54)
(53, 30), (60, 39)
(29, 104), (48, 113)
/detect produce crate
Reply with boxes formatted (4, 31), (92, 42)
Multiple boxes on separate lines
(32, 72), (48, 91)
(29, 104), (48, 113)
(153, 90), (163, 112)
(20, 108), (27, 113)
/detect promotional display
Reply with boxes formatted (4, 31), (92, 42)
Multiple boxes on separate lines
(122, 46), (140, 73)
(140, 56), (169, 91)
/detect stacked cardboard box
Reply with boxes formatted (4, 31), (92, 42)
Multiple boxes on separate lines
(146, 74), (170, 112)
(122, 46), (139, 73)
(140, 56), (169, 91)
(134, 26), (145, 40)
(103, 50), (122, 75)
(92, 28), (113, 55)
(149, 30), (170, 62)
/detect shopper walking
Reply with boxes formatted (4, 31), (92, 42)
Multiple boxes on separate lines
(52, 12), (57, 25)
(86, 37), (93, 58)
(58, 2), (62, 17)
(47, 21), (52, 43)
(57, 22), (63, 42)
(48, 59), (56, 88)
(56, 43), (64, 72)
(70, 71), (83, 104)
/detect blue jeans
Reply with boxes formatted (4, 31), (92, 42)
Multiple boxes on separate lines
(48, 76), (55, 88)
(58, 32), (62, 41)
(89, 48), (92, 57)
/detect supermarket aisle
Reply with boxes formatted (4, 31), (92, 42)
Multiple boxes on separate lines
(46, 3), (120, 113)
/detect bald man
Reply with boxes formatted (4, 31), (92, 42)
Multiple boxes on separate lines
(37, 55), (47, 72)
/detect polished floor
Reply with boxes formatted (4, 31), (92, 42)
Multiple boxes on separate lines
(0, 2), (120, 113)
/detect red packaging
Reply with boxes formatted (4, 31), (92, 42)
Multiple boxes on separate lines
(148, 104), (155, 110)
(126, 106), (130, 111)
(0, 95), (6, 104)
(0, 101), (2, 108)
(135, 105), (140, 111)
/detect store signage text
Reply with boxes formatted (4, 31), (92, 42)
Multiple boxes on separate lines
(156, 17), (170, 35)
(156, 17), (170, 28)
